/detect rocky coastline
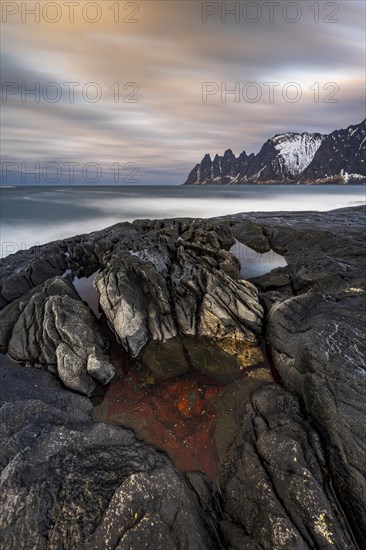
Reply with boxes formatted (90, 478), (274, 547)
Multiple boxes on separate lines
(1, 206), (365, 549)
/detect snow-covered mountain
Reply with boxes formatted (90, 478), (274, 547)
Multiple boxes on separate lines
(243, 132), (326, 183)
(184, 120), (366, 185)
(271, 132), (325, 175)
(300, 120), (366, 183)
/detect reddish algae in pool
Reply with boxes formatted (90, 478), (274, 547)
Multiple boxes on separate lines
(92, 362), (224, 481)
(92, 331), (274, 483)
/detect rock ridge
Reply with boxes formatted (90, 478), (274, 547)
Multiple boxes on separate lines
(0, 206), (365, 548)
(184, 120), (366, 184)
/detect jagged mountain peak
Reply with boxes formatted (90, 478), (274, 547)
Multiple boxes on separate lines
(300, 119), (366, 183)
(184, 120), (366, 185)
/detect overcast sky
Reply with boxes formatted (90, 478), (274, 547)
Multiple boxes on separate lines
(1, 0), (365, 184)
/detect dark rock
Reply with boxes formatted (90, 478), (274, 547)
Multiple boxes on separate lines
(94, 220), (264, 376)
(267, 291), (366, 546)
(96, 255), (177, 357)
(0, 273), (32, 305)
(232, 220), (271, 253)
(212, 377), (270, 462)
(219, 383), (356, 549)
(0, 277), (114, 395)
(183, 120), (365, 185)
(0, 241), (67, 307)
(300, 119), (366, 183)
(1, 219), (264, 392)
(0, 367), (222, 550)
(1, 205), (365, 549)
(0, 366), (91, 417)
(226, 206), (366, 547)
(249, 268), (291, 290)
(141, 339), (189, 380)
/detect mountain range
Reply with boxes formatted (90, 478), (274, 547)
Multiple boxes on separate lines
(184, 119), (366, 185)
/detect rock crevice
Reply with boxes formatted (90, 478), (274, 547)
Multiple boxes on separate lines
(0, 206), (365, 548)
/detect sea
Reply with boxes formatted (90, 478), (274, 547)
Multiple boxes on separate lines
(1, 184), (365, 258)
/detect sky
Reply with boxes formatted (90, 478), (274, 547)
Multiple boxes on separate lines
(1, 0), (365, 185)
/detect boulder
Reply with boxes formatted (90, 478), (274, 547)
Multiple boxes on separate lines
(95, 221), (264, 380)
(0, 277), (114, 395)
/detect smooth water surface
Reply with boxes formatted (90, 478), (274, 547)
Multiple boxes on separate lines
(1, 185), (364, 257)
(230, 240), (288, 278)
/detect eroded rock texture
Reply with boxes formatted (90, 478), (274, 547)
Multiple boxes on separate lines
(95, 220), (263, 365)
(268, 292), (366, 546)
(0, 241), (67, 308)
(0, 277), (114, 395)
(0, 367), (222, 550)
(0, 206), (365, 549)
(228, 206), (366, 547)
(219, 383), (356, 549)
(0, 219), (264, 392)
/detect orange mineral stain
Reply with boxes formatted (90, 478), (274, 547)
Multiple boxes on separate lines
(91, 333), (274, 484)
(92, 365), (222, 481)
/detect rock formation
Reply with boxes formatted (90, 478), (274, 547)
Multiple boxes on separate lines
(226, 206), (366, 547)
(184, 119), (366, 184)
(219, 383), (356, 549)
(0, 206), (365, 548)
(0, 276), (114, 395)
(0, 367), (222, 549)
(300, 120), (366, 183)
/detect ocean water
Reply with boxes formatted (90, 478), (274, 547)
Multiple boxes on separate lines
(1, 185), (365, 258)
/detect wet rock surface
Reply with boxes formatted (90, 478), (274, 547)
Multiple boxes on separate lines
(226, 205), (366, 548)
(92, 338), (272, 482)
(0, 206), (365, 548)
(267, 292), (366, 546)
(94, 220), (263, 363)
(0, 367), (222, 550)
(219, 382), (356, 549)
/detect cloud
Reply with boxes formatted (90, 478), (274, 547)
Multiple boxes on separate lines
(1, 0), (365, 184)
